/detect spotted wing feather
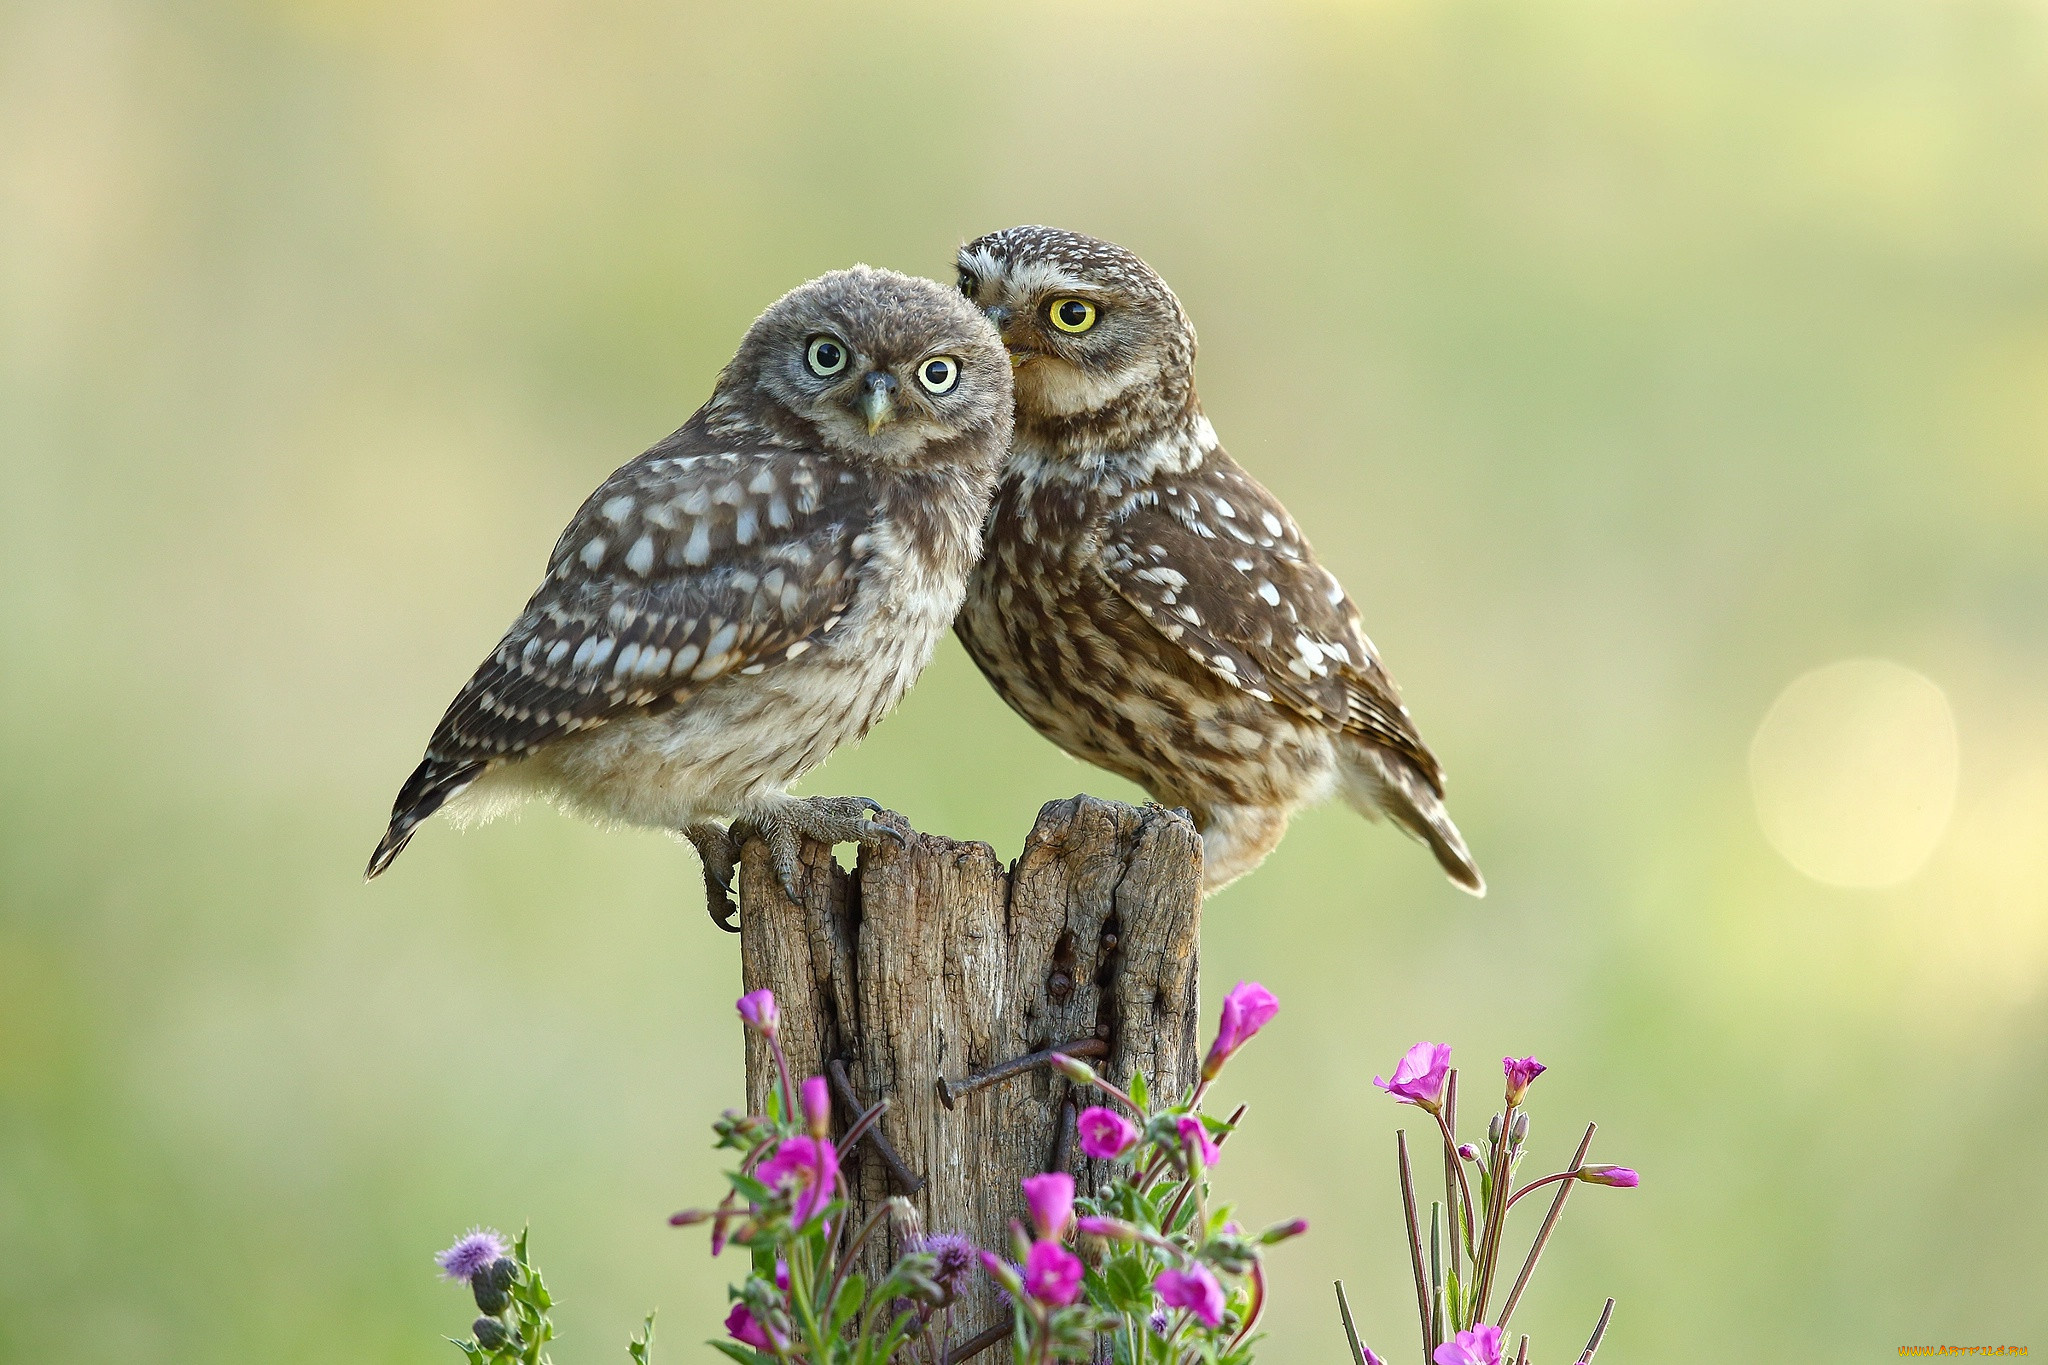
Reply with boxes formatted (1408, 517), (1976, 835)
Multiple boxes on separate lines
(1096, 454), (1445, 790)
(367, 418), (875, 877)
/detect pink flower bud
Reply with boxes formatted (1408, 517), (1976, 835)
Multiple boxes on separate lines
(1257, 1217), (1309, 1245)
(735, 990), (778, 1038)
(666, 1208), (712, 1226)
(1050, 1053), (1099, 1086)
(1578, 1164), (1640, 1188)
(1154, 1263), (1226, 1328)
(1457, 1143), (1481, 1163)
(1177, 1115), (1222, 1166)
(1076, 1106), (1141, 1161)
(1021, 1171), (1075, 1240)
(1202, 981), (1280, 1080)
(802, 1075), (832, 1138)
(1076, 1216), (1138, 1240)
(1373, 1041), (1452, 1112)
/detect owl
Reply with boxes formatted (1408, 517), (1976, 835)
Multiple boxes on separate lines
(952, 227), (1483, 895)
(368, 266), (1013, 929)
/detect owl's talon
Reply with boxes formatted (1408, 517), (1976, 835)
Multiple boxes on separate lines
(685, 822), (742, 933)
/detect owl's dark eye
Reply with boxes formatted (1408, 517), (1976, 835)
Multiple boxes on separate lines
(1048, 298), (1097, 334)
(916, 356), (961, 394)
(957, 271), (976, 298)
(806, 336), (848, 377)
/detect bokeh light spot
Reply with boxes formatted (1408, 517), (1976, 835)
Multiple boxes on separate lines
(1749, 659), (1958, 888)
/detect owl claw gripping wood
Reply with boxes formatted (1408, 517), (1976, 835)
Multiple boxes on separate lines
(954, 227), (1484, 895)
(367, 268), (1012, 925)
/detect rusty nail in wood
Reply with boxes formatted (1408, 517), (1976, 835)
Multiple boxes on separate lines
(942, 1320), (1011, 1365)
(936, 1037), (1109, 1110)
(827, 1059), (924, 1196)
(1050, 1096), (1075, 1174)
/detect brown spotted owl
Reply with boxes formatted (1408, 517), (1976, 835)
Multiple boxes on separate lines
(369, 266), (1013, 928)
(953, 227), (1483, 895)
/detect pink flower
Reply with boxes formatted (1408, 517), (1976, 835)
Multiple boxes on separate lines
(735, 990), (778, 1038)
(802, 1075), (832, 1138)
(979, 1249), (1025, 1299)
(774, 1258), (789, 1291)
(725, 1302), (781, 1352)
(757, 1135), (839, 1225)
(1154, 1263), (1226, 1328)
(1021, 1171), (1075, 1240)
(1202, 982), (1280, 1080)
(1024, 1239), (1084, 1307)
(435, 1227), (509, 1282)
(1374, 1042), (1453, 1112)
(1076, 1106), (1140, 1160)
(1502, 1056), (1545, 1105)
(1177, 1115), (1221, 1166)
(1578, 1164), (1640, 1188)
(1434, 1323), (1503, 1365)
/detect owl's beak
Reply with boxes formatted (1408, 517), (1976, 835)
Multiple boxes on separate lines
(859, 371), (898, 434)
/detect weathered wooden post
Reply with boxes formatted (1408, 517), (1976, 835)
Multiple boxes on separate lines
(737, 794), (1204, 1354)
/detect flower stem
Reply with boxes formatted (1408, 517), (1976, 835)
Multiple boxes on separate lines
(1334, 1280), (1370, 1365)
(1470, 1098), (1518, 1322)
(1496, 1121), (1596, 1330)
(1431, 1106), (1477, 1257)
(1503, 1171), (1576, 1212)
(1396, 1129), (1432, 1365)
(1576, 1298), (1615, 1362)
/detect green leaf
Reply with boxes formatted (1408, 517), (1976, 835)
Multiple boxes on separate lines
(829, 1272), (867, 1333)
(1103, 1254), (1155, 1314)
(1128, 1070), (1149, 1111)
(626, 1312), (655, 1364)
(726, 1172), (774, 1204)
(709, 1342), (762, 1365)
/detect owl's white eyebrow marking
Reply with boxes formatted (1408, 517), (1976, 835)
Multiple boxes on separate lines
(625, 535), (656, 576)
(580, 538), (607, 569)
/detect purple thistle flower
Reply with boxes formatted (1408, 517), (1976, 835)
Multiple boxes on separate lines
(1578, 1164), (1640, 1188)
(1024, 1239), (1084, 1307)
(912, 1232), (977, 1302)
(979, 1248), (1025, 1301)
(725, 1302), (782, 1352)
(1177, 1115), (1221, 1166)
(1202, 981), (1280, 1080)
(1076, 1106), (1141, 1161)
(735, 989), (778, 1038)
(802, 1074), (832, 1138)
(1374, 1041), (1452, 1112)
(1154, 1263), (1226, 1328)
(1434, 1322), (1504, 1365)
(1021, 1171), (1075, 1240)
(1147, 1309), (1173, 1336)
(1502, 1056), (1545, 1105)
(435, 1228), (509, 1283)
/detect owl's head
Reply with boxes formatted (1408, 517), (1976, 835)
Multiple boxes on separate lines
(955, 226), (1197, 435)
(727, 265), (1012, 470)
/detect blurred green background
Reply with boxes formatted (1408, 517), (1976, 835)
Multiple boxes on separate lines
(5, 0), (2046, 1360)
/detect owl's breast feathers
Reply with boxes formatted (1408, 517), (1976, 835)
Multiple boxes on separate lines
(974, 432), (1444, 793)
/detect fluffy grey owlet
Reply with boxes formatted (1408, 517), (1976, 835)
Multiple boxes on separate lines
(368, 266), (1014, 929)
(952, 227), (1483, 895)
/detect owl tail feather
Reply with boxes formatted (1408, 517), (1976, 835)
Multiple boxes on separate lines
(365, 756), (485, 880)
(1340, 748), (1486, 898)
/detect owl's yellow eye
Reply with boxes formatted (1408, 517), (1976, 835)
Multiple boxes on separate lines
(917, 356), (961, 394)
(1047, 298), (1097, 334)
